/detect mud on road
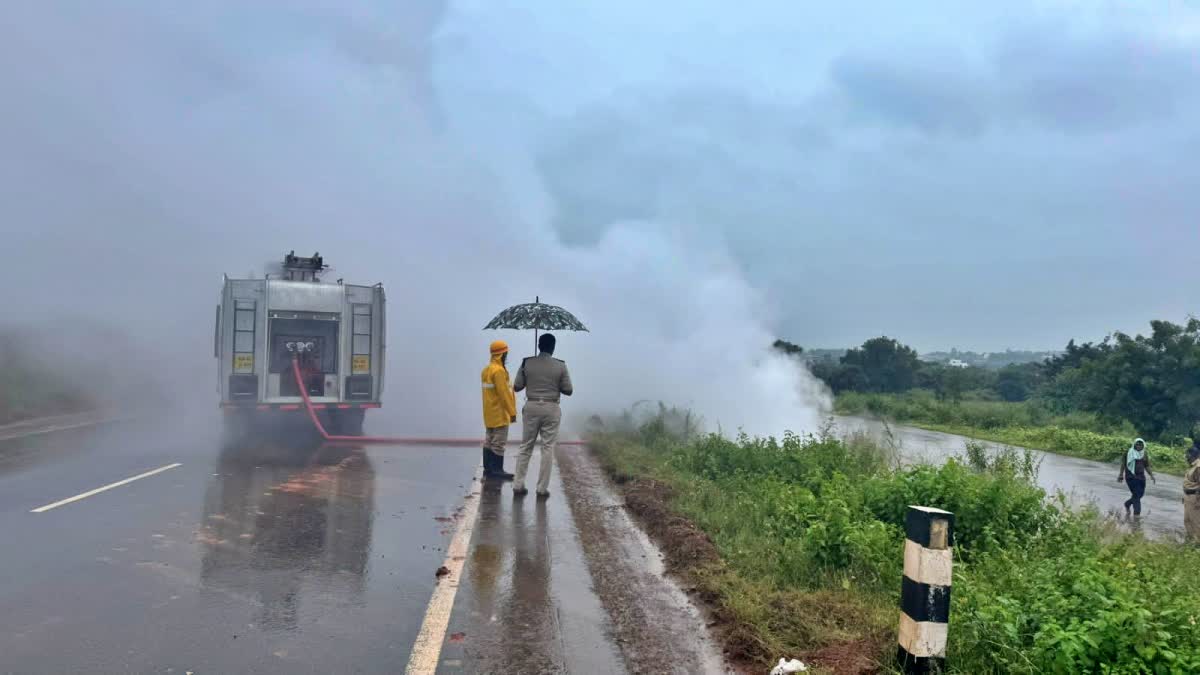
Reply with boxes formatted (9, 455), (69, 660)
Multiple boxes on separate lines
(556, 448), (734, 675)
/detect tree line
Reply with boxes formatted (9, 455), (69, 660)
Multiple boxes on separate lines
(775, 318), (1200, 440)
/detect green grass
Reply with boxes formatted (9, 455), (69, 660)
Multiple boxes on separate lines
(836, 391), (1192, 474)
(589, 407), (1200, 674)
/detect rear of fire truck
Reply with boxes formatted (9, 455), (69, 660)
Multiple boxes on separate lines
(215, 252), (386, 438)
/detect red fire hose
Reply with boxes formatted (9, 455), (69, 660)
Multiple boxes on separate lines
(291, 356), (583, 446)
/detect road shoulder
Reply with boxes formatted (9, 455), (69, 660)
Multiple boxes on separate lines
(437, 462), (627, 674)
(557, 446), (733, 674)
(0, 410), (123, 443)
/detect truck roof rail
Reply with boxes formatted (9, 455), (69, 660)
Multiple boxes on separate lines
(282, 251), (327, 281)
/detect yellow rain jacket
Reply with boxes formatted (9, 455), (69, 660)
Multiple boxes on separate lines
(481, 353), (517, 428)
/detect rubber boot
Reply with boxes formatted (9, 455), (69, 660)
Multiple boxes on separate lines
(491, 450), (514, 481)
(482, 448), (496, 479)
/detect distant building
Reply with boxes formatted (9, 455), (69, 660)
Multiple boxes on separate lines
(948, 359), (970, 369)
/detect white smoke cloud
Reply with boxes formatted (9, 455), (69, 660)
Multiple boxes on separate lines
(0, 2), (830, 440)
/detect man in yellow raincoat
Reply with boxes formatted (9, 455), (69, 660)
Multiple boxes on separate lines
(481, 340), (517, 480)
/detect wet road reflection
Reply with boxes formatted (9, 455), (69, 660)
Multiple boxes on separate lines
(0, 417), (487, 674)
(198, 442), (376, 631)
(461, 486), (561, 672)
(198, 442), (376, 630)
(443, 473), (626, 674)
(499, 496), (555, 672)
(465, 486), (505, 629)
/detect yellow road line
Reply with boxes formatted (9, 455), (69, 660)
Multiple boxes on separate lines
(30, 463), (182, 513)
(405, 467), (484, 675)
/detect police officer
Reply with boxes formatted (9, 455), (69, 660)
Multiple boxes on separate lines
(480, 340), (517, 481)
(512, 333), (573, 498)
(1184, 440), (1200, 542)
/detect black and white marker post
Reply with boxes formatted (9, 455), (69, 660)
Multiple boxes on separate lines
(897, 505), (954, 674)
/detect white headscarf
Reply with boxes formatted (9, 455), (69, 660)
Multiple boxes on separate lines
(1126, 438), (1146, 474)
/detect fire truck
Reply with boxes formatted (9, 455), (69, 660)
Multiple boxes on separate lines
(215, 252), (385, 436)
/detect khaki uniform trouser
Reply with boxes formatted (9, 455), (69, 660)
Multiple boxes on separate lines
(484, 425), (509, 456)
(514, 401), (561, 493)
(1185, 494), (1200, 542)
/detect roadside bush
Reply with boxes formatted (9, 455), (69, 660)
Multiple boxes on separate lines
(668, 429), (896, 489)
(961, 440), (1040, 479)
(858, 458), (1057, 558)
(800, 496), (900, 588)
(955, 524), (1200, 674)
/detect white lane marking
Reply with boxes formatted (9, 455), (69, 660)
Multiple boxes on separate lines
(405, 467), (484, 675)
(30, 463), (182, 513)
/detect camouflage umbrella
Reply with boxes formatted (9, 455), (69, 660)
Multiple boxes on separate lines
(484, 297), (588, 354)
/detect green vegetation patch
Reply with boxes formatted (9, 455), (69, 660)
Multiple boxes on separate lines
(781, 318), (1200, 447)
(590, 407), (1200, 674)
(836, 391), (1192, 474)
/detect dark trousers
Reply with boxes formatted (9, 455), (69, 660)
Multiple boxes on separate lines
(1125, 477), (1147, 515)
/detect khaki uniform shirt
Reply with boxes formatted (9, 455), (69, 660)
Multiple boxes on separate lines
(514, 353), (573, 402)
(1184, 458), (1200, 494)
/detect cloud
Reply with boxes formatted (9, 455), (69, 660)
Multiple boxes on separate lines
(829, 51), (989, 137)
(470, 6), (1200, 351)
(995, 24), (1200, 133)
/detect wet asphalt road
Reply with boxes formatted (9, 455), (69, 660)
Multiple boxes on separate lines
(0, 413), (715, 675)
(835, 416), (1187, 539)
(0, 414), (525, 674)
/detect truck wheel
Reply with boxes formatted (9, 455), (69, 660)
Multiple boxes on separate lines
(331, 409), (365, 436)
(221, 411), (254, 447)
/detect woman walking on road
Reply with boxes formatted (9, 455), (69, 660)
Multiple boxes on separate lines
(1118, 437), (1156, 519)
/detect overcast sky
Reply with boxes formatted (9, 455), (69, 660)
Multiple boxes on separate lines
(2, 1), (1198, 433)
(436, 0), (1200, 351)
